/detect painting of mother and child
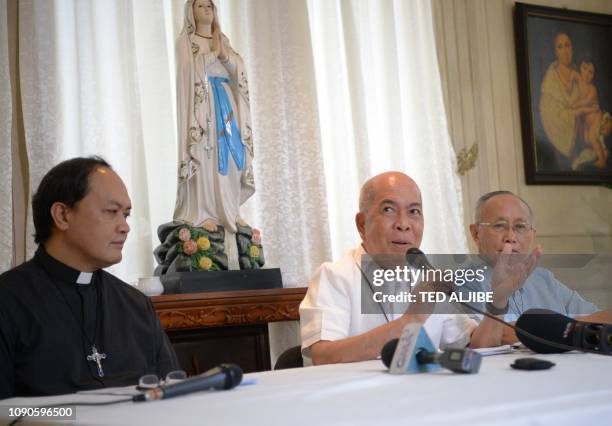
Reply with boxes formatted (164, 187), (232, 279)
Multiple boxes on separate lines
(522, 8), (612, 181)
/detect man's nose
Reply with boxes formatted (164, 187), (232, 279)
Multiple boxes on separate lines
(395, 213), (412, 231)
(118, 217), (130, 234)
(503, 226), (517, 244)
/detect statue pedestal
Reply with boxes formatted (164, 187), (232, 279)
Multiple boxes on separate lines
(160, 268), (282, 294)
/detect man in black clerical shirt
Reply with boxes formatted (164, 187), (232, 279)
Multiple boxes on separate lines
(0, 157), (179, 399)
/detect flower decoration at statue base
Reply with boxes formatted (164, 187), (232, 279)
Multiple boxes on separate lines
(153, 220), (265, 274)
(176, 225), (226, 271)
(153, 221), (227, 273)
(236, 224), (265, 270)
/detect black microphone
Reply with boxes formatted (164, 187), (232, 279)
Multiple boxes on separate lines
(381, 338), (399, 368)
(404, 248), (451, 296)
(405, 247), (435, 269)
(381, 338), (482, 374)
(134, 364), (243, 402)
(516, 309), (612, 354)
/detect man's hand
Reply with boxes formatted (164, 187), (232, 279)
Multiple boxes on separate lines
(502, 322), (519, 345)
(490, 242), (542, 308)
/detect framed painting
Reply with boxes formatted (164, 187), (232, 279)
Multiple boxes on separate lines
(515, 3), (612, 184)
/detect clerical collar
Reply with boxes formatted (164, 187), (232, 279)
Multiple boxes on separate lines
(34, 247), (95, 285)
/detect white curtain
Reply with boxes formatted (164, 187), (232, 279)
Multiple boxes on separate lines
(4, 0), (465, 284)
(0, 0), (12, 272)
(17, 0), (177, 284)
(189, 0), (334, 288)
(308, 0), (467, 256)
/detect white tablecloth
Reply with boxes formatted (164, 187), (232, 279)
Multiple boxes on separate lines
(2, 351), (611, 425)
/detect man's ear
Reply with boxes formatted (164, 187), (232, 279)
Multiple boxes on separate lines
(49, 202), (71, 232)
(469, 223), (479, 245)
(355, 212), (365, 240)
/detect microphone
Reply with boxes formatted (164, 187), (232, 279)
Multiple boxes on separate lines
(404, 248), (451, 296)
(516, 309), (612, 354)
(405, 247), (435, 270)
(381, 338), (399, 368)
(134, 364), (243, 402)
(381, 338), (482, 374)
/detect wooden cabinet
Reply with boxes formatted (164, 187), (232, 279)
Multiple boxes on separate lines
(152, 288), (306, 375)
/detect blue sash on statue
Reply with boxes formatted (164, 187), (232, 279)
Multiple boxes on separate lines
(209, 76), (245, 175)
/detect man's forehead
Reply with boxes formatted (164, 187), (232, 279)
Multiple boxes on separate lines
(372, 184), (422, 204)
(378, 198), (421, 207)
(107, 199), (132, 209)
(360, 172), (422, 212)
(482, 194), (529, 218)
(88, 168), (131, 206)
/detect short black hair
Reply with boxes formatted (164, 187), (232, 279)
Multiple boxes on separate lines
(32, 156), (112, 244)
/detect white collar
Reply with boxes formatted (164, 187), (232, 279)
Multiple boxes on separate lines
(76, 272), (93, 285)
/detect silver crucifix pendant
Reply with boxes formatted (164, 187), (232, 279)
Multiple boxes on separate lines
(87, 345), (107, 378)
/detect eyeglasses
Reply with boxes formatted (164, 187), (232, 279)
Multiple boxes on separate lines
(478, 221), (533, 235)
(137, 370), (187, 390)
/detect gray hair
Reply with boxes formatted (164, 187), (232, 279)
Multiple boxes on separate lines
(473, 190), (534, 225)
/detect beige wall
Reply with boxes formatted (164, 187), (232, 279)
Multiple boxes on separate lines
(433, 0), (612, 255)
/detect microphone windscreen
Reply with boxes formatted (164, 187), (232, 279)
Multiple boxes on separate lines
(405, 248), (424, 255)
(515, 308), (576, 353)
(405, 248), (433, 270)
(381, 338), (399, 368)
(220, 364), (243, 389)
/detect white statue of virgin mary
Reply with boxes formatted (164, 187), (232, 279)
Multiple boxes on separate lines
(174, 0), (255, 237)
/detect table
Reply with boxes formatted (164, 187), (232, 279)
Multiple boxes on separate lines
(151, 288), (306, 374)
(2, 351), (611, 425)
